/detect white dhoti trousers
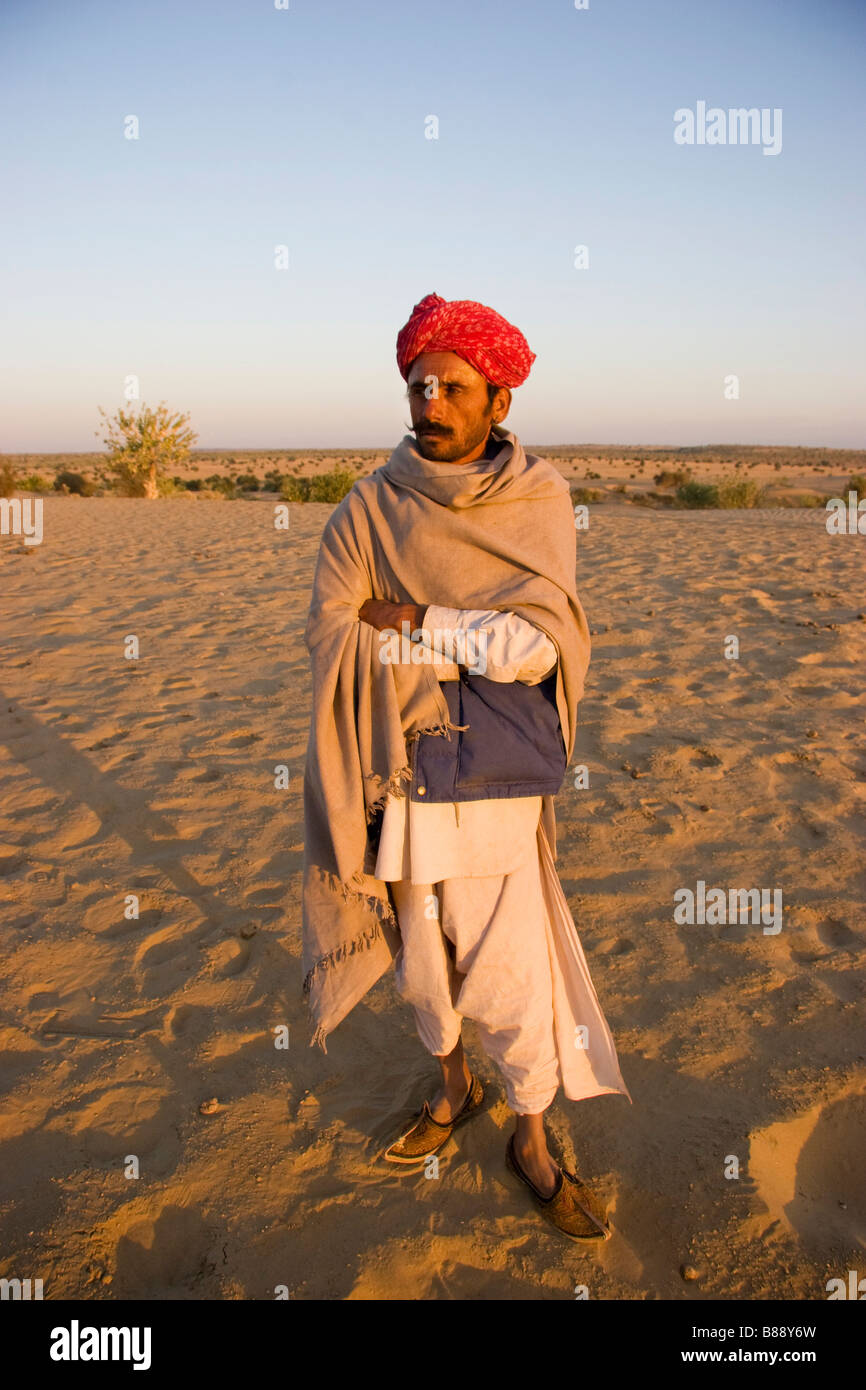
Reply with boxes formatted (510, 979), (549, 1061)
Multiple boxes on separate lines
(390, 850), (562, 1114)
(378, 794), (632, 1116)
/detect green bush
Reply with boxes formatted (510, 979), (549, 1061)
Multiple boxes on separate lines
(54, 470), (95, 496)
(716, 476), (765, 508)
(279, 477), (304, 501)
(20, 473), (50, 492)
(654, 467), (692, 488)
(236, 473), (261, 491)
(202, 473), (237, 497)
(676, 480), (719, 508)
(156, 474), (184, 496)
(307, 469), (356, 503)
(280, 466), (357, 504)
(848, 474), (866, 498)
(570, 487), (602, 504)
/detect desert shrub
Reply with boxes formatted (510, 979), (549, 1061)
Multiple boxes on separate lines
(306, 467), (357, 503)
(156, 474), (184, 496)
(570, 487), (602, 504)
(848, 474), (866, 498)
(584, 469), (601, 480)
(631, 489), (677, 508)
(716, 476), (765, 508)
(676, 480), (719, 508)
(19, 473), (50, 491)
(97, 401), (197, 498)
(54, 470), (95, 496)
(0, 460), (17, 497)
(774, 492), (826, 508)
(202, 473), (237, 497)
(654, 467), (692, 488)
(280, 466), (356, 504)
(263, 470), (284, 491)
(236, 473), (260, 491)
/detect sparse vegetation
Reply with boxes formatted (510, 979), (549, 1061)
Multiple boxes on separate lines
(54, 470), (96, 497)
(280, 465), (357, 504)
(654, 467), (692, 488)
(0, 460), (16, 498)
(715, 475), (765, 508)
(774, 492), (826, 508)
(570, 487), (603, 505)
(97, 401), (197, 498)
(5, 443), (865, 512)
(676, 480), (719, 508)
(631, 489), (677, 508)
(202, 473), (237, 497)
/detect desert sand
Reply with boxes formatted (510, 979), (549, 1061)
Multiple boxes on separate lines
(0, 479), (863, 1300)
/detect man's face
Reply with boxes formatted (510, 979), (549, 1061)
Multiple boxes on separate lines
(406, 351), (510, 463)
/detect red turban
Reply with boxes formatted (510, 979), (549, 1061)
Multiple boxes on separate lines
(396, 291), (536, 389)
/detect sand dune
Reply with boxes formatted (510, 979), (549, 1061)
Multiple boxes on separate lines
(0, 491), (863, 1299)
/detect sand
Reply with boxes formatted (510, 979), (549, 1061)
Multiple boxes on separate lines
(0, 486), (863, 1300)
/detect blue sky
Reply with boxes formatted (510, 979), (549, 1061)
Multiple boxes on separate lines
(1, 0), (864, 451)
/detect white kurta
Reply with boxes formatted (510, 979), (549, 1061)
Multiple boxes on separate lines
(374, 605), (557, 883)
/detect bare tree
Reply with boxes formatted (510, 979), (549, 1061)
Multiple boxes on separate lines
(97, 401), (197, 498)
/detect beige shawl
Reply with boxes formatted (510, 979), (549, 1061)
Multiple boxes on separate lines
(301, 423), (591, 1051)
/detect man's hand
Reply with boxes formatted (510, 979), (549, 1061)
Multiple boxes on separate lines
(358, 599), (428, 633)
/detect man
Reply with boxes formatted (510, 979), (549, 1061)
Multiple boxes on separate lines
(302, 292), (631, 1242)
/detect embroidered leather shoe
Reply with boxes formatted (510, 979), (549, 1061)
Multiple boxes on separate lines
(382, 1072), (484, 1164)
(505, 1133), (611, 1241)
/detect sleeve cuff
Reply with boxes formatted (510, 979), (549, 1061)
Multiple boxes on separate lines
(420, 604), (470, 638)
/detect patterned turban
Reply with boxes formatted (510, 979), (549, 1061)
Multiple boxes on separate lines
(396, 291), (536, 389)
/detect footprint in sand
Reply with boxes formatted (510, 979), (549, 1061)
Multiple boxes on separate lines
(817, 918), (861, 952)
(83, 901), (164, 939)
(205, 937), (252, 978)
